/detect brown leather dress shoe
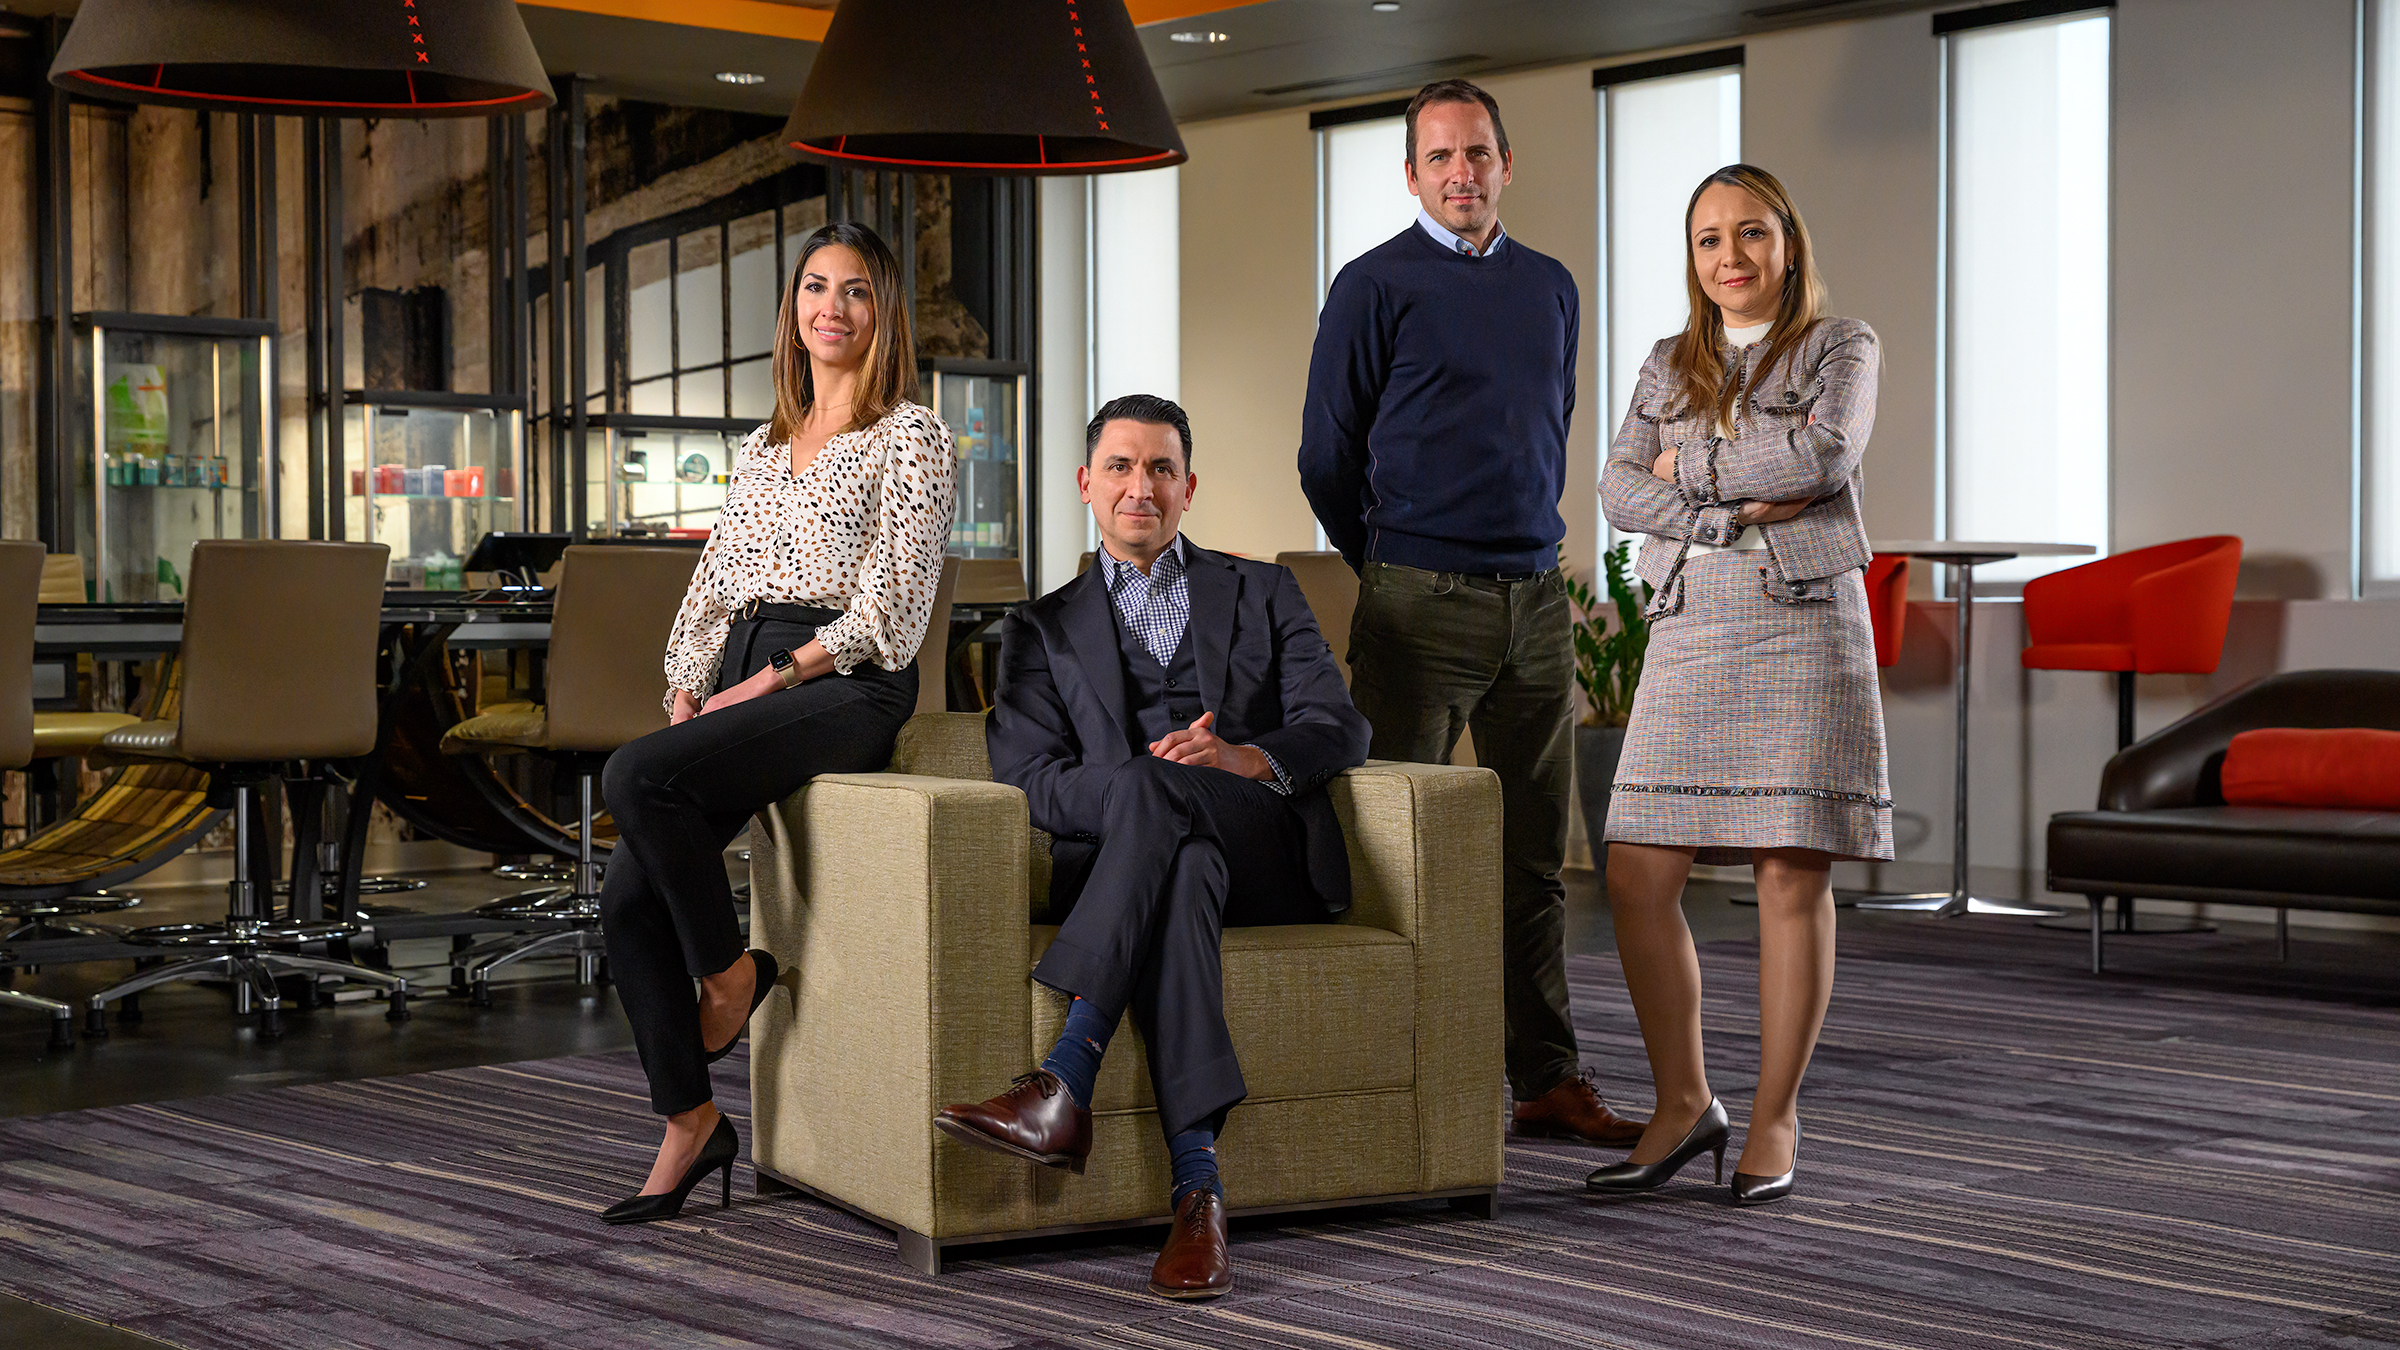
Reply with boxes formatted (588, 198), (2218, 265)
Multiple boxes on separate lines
(1149, 1189), (1231, 1300)
(1513, 1071), (1646, 1148)
(934, 1069), (1092, 1173)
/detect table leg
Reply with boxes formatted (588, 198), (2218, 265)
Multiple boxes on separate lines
(1860, 560), (2060, 918)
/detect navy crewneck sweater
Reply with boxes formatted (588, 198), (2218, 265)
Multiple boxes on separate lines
(1299, 223), (1579, 575)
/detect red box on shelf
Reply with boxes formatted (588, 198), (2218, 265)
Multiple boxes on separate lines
(373, 464), (405, 495)
(443, 467), (484, 497)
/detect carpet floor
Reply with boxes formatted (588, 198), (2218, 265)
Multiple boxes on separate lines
(1, 923), (2395, 1350)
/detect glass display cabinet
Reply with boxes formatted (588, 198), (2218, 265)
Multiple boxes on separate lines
(72, 312), (276, 603)
(925, 359), (1027, 562)
(582, 414), (746, 540)
(343, 392), (525, 588)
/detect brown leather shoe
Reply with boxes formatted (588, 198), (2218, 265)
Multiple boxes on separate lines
(1513, 1070), (1646, 1148)
(1149, 1188), (1231, 1300)
(934, 1070), (1092, 1174)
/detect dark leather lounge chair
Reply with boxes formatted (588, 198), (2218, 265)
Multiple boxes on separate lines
(2046, 669), (2400, 973)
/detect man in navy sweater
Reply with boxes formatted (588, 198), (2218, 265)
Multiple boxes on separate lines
(1299, 79), (1643, 1150)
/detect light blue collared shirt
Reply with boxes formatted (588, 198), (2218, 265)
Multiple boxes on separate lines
(1416, 207), (1507, 258)
(1092, 534), (1290, 794)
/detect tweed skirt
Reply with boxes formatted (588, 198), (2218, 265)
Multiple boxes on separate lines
(1605, 552), (1894, 864)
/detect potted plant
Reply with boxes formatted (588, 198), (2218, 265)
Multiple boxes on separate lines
(1564, 541), (1651, 872)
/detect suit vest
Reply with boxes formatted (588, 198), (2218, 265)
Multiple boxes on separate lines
(1111, 602), (1204, 755)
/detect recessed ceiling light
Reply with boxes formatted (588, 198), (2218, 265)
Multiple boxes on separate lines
(1170, 30), (1230, 43)
(1371, 1), (1401, 10)
(715, 71), (766, 85)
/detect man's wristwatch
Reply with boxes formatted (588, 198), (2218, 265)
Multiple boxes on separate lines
(768, 648), (804, 690)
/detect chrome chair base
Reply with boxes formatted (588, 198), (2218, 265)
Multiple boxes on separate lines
(85, 940), (410, 1039)
(0, 957), (75, 1049)
(1, 891), (143, 947)
(493, 861), (572, 882)
(452, 924), (608, 1007)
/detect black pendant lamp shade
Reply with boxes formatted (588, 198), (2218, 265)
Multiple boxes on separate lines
(50, 0), (554, 117)
(783, 0), (1185, 175)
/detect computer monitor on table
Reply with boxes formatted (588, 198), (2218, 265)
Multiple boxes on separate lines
(463, 532), (571, 590)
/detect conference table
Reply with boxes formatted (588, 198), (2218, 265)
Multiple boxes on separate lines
(1855, 540), (2096, 919)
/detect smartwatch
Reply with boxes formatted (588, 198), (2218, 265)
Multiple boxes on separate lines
(768, 648), (803, 689)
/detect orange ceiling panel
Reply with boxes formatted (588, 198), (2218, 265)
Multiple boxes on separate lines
(518, 0), (1264, 43)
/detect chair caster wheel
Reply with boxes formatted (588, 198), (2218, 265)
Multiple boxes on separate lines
(258, 1007), (283, 1039)
(117, 994), (141, 1025)
(49, 1012), (75, 1051)
(469, 981), (493, 1010)
(84, 1006), (108, 1039)
(386, 989), (410, 1022)
(448, 966), (467, 993)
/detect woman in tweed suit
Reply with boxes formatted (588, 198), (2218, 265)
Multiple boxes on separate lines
(1589, 164), (1888, 1206)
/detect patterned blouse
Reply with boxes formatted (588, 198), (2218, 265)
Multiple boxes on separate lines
(662, 403), (957, 704)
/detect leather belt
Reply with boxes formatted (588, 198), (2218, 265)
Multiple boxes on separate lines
(733, 599), (843, 625)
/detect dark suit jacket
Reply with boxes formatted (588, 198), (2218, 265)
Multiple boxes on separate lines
(985, 540), (1373, 914)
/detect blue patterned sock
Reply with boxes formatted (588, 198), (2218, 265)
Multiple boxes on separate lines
(1037, 996), (1115, 1108)
(1169, 1126), (1222, 1208)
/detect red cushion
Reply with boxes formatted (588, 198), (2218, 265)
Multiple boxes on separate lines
(2220, 728), (2400, 810)
(2022, 642), (2137, 672)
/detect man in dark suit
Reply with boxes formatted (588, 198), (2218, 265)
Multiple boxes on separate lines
(936, 394), (1370, 1302)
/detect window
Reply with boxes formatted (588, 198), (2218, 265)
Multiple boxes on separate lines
(1597, 52), (1742, 479)
(1316, 108), (1415, 302)
(1310, 103), (1418, 548)
(622, 214), (782, 421)
(1942, 8), (2112, 588)
(2369, 0), (2400, 593)
(1090, 167), (1181, 409)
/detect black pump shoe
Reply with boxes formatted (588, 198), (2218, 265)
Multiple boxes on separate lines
(602, 1116), (738, 1225)
(704, 950), (780, 1065)
(1585, 1099), (1731, 1194)
(1730, 1121), (1800, 1206)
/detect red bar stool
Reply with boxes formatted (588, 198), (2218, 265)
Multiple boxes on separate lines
(2022, 535), (2242, 934)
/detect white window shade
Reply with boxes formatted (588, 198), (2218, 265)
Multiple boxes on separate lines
(1944, 12), (2112, 588)
(1603, 69), (1741, 440)
(1319, 116), (1414, 301)
(1091, 166), (1180, 406)
(1598, 64), (1740, 554)
(2371, 0), (2400, 591)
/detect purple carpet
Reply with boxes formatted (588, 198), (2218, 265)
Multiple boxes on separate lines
(2, 923), (2396, 1349)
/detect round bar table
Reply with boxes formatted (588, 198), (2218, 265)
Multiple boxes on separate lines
(1856, 541), (2095, 919)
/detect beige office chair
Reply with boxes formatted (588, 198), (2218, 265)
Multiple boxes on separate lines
(1273, 551), (1360, 677)
(12, 551), (144, 935)
(0, 541), (76, 1047)
(915, 557), (959, 717)
(83, 541), (408, 1038)
(440, 545), (696, 1005)
(952, 557), (1028, 605)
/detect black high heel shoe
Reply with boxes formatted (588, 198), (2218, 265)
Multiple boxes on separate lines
(704, 949), (779, 1065)
(601, 1115), (738, 1225)
(1730, 1121), (1799, 1206)
(1585, 1099), (1730, 1193)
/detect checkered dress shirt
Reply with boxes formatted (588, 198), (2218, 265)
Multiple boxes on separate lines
(1096, 537), (1291, 794)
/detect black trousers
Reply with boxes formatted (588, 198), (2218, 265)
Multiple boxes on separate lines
(1030, 755), (1323, 1139)
(600, 613), (917, 1116)
(1347, 563), (1582, 1100)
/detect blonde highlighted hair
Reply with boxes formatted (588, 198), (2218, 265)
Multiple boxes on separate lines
(1667, 164), (1826, 426)
(768, 221), (919, 444)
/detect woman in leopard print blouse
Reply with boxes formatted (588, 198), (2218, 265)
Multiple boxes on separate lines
(596, 221), (956, 1224)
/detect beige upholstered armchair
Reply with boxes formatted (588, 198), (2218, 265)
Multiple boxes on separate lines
(747, 711), (1504, 1273)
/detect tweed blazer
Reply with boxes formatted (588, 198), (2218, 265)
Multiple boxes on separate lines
(1602, 316), (1880, 609)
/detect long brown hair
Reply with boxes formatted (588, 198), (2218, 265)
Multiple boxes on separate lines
(768, 221), (919, 444)
(1666, 164), (1826, 427)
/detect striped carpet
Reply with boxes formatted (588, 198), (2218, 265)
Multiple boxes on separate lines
(2, 923), (2396, 1349)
